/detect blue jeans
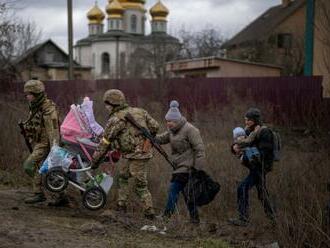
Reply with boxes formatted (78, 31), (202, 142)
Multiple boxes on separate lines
(164, 180), (199, 221)
(237, 168), (275, 220)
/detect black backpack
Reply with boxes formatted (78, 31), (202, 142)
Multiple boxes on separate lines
(183, 169), (220, 207)
(258, 126), (281, 162)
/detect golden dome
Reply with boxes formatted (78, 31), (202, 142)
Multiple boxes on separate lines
(150, 1), (169, 21)
(119, 0), (145, 11)
(106, 0), (124, 19)
(119, 0), (145, 3)
(87, 2), (105, 24)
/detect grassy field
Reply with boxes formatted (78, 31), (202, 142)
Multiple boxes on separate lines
(0, 93), (329, 247)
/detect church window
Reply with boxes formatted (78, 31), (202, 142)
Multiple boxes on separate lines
(131, 15), (137, 32)
(102, 53), (110, 74)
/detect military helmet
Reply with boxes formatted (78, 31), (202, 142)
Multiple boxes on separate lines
(24, 80), (45, 94)
(103, 89), (126, 106)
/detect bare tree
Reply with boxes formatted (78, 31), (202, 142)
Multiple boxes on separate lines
(176, 26), (226, 59)
(0, 1), (42, 82)
(126, 47), (153, 79)
(127, 35), (180, 80)
(230, 31), (305, 76)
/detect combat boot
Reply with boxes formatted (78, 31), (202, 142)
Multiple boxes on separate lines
(48, 195), (69, 207)
(24, 193), (46, 204)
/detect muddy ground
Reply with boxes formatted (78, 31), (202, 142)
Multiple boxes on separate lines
(0, 186), (279, 248)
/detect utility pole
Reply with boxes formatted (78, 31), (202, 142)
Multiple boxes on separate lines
(115, 35), (120, 79)
(67, 0), (74, 80)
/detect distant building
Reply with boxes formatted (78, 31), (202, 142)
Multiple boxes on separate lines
(166, 56), (281, 78)
(222, 0), (306, 76)
(14, 39), (92, 81)
(74, 0), (180, 79)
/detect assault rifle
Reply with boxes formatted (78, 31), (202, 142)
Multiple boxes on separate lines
(18, 121), (33, 153)
(125, 113), (175, 170)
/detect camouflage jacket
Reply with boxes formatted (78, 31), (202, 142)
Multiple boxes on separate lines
(93, 105), (159, 163)
(24, 98), (60, 146)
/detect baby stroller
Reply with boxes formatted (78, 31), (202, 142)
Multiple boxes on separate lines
(39, 97), (118, 210)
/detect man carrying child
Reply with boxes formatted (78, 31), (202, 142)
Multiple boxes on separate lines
(229, 108), (276, 226)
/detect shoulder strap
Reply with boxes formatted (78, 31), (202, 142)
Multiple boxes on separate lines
(256, 125), (268, 139)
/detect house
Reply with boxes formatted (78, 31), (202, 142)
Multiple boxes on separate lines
(166, 56), (281, 78)
(222, 0), (330, 97)
(14, 39), (92, 81)
(222, 0), (306, 76)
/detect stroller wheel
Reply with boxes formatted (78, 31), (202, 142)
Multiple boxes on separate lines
(83, 187), (106, 211)
(45, 167), (68, 193)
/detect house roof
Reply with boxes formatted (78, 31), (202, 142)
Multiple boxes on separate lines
(222, 0), (306, 48)
(14, 39), (87, 68)
(14, 39), (68, 64)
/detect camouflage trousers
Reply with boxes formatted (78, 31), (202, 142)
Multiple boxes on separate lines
(23, 141), (49, 194)
(117, 158), (154, 214)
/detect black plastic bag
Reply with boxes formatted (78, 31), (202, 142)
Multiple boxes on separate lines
(183, 169), (220, 207)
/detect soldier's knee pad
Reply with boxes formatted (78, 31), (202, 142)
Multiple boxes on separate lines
(23, 160), (35, 177)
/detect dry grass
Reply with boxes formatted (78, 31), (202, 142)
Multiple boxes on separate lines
(0, 93), (330, 247)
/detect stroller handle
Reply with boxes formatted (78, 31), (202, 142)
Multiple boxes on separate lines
(70, 167), (92, 172)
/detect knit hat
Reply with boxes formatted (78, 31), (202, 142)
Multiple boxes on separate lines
(165, 100), (182, 121)
(245, 108), (262, 124)
(233, 127), (246, 141)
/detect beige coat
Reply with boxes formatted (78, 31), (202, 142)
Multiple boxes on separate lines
(157, 118), (206, 174)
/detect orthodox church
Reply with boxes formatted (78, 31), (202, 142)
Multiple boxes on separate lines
(74, 0), (180, 79)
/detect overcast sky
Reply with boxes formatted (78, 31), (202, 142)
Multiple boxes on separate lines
(15, 0), (281, 51)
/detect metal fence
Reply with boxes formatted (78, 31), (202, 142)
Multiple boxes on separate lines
(0, 76), (326, 126)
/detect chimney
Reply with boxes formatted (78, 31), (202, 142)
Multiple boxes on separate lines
(282, 0), (292, 7)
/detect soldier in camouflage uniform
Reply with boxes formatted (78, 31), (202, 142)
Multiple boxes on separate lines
(22, 80), (67, 205)
(91, 89), (159, 219)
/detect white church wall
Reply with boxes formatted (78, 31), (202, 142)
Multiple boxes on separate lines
(92, 40), (132, 79)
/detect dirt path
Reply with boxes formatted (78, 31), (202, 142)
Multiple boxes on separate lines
(0, 187), (278, 248)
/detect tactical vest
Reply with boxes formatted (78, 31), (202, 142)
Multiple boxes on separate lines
(114, 107), (149, 155)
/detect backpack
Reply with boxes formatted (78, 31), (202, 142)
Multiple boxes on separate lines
(183, 169), (221, 207)
(258, 126), (281, 162)
(271, 130), (281, 162)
